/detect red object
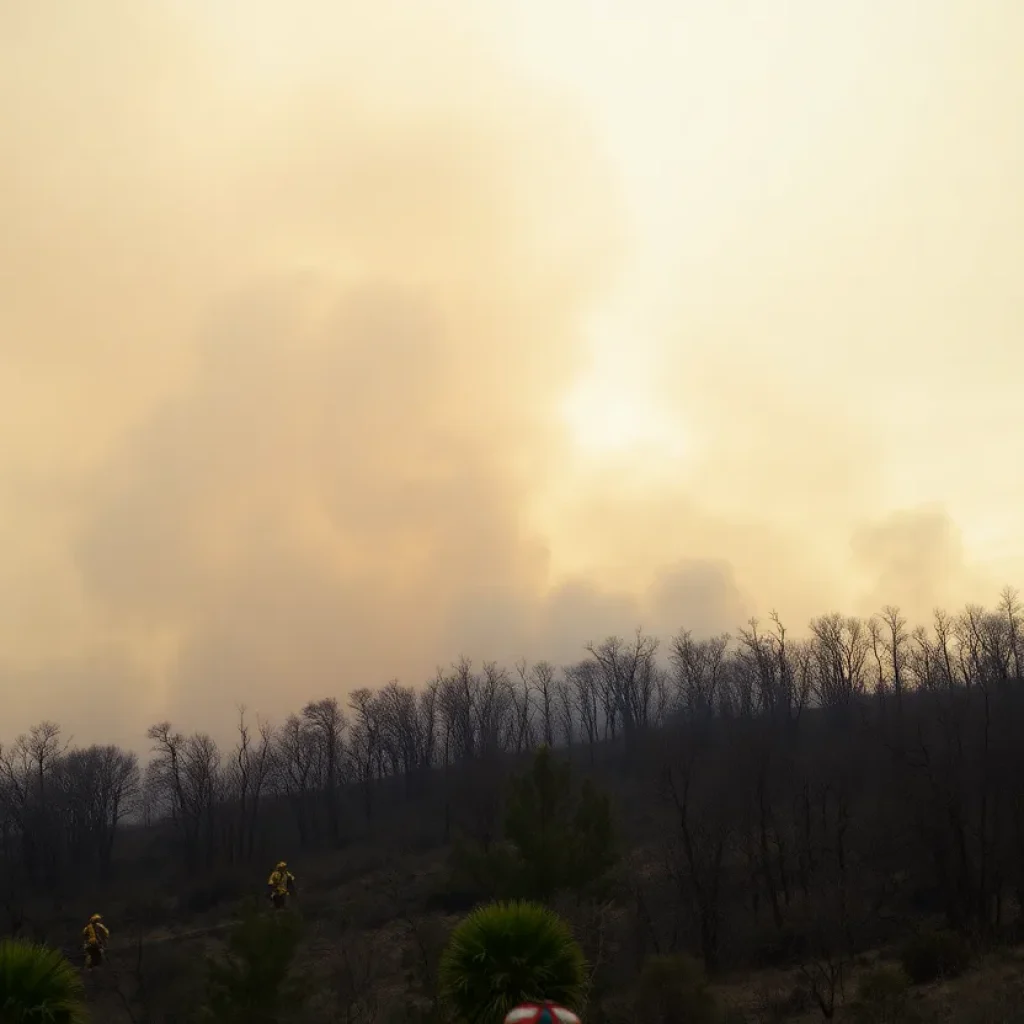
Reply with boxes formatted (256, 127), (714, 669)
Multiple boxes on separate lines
(504, 1004), (581, 1024)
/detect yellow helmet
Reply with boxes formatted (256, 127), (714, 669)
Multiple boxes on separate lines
(90, 914), (102, 922)
(276, 861), (286, 869)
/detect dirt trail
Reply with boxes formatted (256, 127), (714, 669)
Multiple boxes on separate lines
(60, 895), (306, 964)
(109, 919), (233, 950)
(56, 918), (233, 972)
(75, 921), (238, 1021)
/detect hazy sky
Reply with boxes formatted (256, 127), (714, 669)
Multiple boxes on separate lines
(2, 0), (1022, 746)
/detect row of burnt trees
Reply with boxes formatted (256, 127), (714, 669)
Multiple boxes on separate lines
(0, 725), (139, 910)
(642, 589), (1024, 973)
(2, 590), (1024, 953)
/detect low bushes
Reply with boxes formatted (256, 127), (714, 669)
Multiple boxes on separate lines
(636, 954), (720, 1024)
(898, 930), (971, 985)
(847, 965), (917, 1024)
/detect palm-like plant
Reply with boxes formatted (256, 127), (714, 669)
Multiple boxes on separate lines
(0, 938), (90, 1023)
(439, 901), (586, 1024)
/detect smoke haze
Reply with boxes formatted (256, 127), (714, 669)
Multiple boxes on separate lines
(1, 0), (1021, 746)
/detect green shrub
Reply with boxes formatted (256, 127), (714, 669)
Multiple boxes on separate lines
(0, 938), (89, 1024)
(136, 942), (206, 1020)
(444, 747), (619, 907)
(635, 954), (719, 1024)
(898, 930), (971, 985)
(201, 905), (307, 1023)
(504, 747), (617, 902)
(439, 900), (586, 1024)
(447, 837), (522, 904)
(847, 966), (916, 1024)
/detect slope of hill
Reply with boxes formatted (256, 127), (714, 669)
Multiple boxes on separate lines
(5, 603), (1024, 1020)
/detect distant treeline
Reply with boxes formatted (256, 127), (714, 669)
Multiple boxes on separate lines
(4, 591), (1024, 970)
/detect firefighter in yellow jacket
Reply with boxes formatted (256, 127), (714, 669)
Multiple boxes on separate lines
(267, 860), (295, 909)
(82, 913), (109, 969)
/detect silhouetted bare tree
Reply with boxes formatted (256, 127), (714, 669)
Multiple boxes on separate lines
(277, 714), (318, 847)
(303, 697), (346, 842)
(348, 688), (381, 824)
(146, 722), (222, 866)
(56, 743), (140, 877)
(227, 708), (276, 862)
(586, 629), (660, 749)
